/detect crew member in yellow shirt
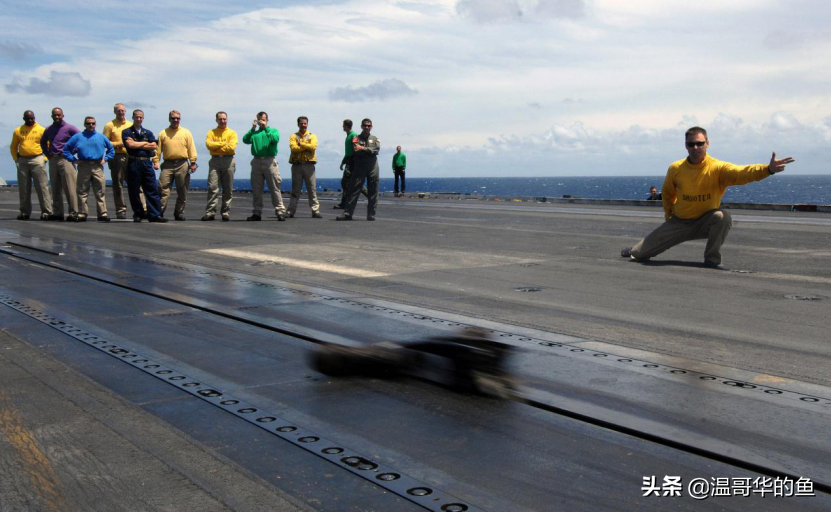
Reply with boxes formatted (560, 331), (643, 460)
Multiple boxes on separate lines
(287, 116), (321, 218)
(154, 110), (197, 221)
(202, 111), (237, 221)
(10, 110), (53, 220)
(103, 103), (146, 219)
(622, 127), (794, 270)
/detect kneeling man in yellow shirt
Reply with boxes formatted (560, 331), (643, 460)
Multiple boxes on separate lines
(621, 127), (794, 270)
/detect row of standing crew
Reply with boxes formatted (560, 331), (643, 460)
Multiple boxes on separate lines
(9, 104), (408, 222)
(9, 109), (798, 269)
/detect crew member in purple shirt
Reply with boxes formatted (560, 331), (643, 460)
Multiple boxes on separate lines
(63, 116), (115, 222)
(40, 107), (80, 221)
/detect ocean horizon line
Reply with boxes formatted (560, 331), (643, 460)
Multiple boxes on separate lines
(2, 174), (828, 204)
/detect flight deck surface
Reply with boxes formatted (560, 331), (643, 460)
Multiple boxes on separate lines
(1, 189), (829, 511)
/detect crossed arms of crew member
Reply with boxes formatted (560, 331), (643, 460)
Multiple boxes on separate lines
(123, 135), (157, 154)
(289, 132), (318, 153)
(353, 137), (380, 155)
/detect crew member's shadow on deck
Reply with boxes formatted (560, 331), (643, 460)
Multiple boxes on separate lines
(635, 259), (704, 269)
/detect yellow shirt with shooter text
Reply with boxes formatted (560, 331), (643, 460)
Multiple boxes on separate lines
(662, 155), (770, 220)
(153, 127), (197, 165)
(205, 127), (238, 156)
(102, 119), (132, 154)
(10, 123), (46, 161)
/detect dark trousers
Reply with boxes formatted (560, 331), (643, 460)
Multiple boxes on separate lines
(393, 167), (405, 193)
(338, 157), (367, 208)
(344, 161), (379, 217)
(127, 158), (163, 219)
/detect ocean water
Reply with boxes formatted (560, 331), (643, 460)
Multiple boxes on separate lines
(192, 175), (830, 205)
(7, 175), (829, 204)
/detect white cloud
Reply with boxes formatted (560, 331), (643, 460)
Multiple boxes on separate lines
(329, 79), (418, 102)
(456, 0), (522, 22)
(767, 111), (802, 132)
(396, 1), (448, 14)
(0, 40), (42, 62)
(125, 101), (158, 110)
(534, 0), (586, 19)
(391, 112), (826, 177)
(455, 0), (586, 22)
(763, 30), (805, 51)
(594, 0), (768, 27)
(492, 112), (828, 158)
(5, 71), (92, 97)
(1, 0), (830, 181)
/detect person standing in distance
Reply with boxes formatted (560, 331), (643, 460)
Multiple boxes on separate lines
(287, 116), (322, 218)
(103, 103), (146, 219)
(40, 107), (80, 221)
(10, 110), (53, 220)
(337, 118), (380, 221)
(243, 112), (286, 221)
(62, 116), (115, 222)
(392, 145), (406, 197)
(203, 111), (238, 221)
(122, 110), (167, 223)
(621, 127), (794, 269)
(154, 110), (197, 221)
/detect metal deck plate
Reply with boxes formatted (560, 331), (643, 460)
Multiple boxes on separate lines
(2, 241), (830, 510)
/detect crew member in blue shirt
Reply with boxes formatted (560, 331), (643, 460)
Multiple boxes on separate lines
(63, 116), (115, 222)
(122, 110), (167, 223)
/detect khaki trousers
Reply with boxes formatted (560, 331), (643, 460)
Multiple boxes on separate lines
(206, 155), (235, 216)
(109, 153), (145, 216)
(48, 154), (78, 216)
(159, 160), (190, 218)
(250, 157), (285, 216)
(630, 209), (733, 265)
(16, 155), (52, 217)
(288, 162), (319, 215)
(76, 161), (108, 217)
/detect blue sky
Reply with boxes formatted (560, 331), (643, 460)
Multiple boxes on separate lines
(2, 0), (830, 180)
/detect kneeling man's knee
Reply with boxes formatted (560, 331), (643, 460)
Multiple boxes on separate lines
(714, 209), (732, 227)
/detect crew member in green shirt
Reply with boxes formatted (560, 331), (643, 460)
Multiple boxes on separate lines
(337, 118), (380, 221)
(335, 119), (367, 209)
(242, 111), (286, 221)
(392, 146), (406, 197)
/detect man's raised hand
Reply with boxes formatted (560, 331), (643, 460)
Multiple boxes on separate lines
(770, 152), (795, 174)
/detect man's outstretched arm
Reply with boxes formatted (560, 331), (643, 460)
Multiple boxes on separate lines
(719, 152), (795, 187)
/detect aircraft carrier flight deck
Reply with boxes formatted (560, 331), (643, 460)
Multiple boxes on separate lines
(1, 188), (829, 511)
